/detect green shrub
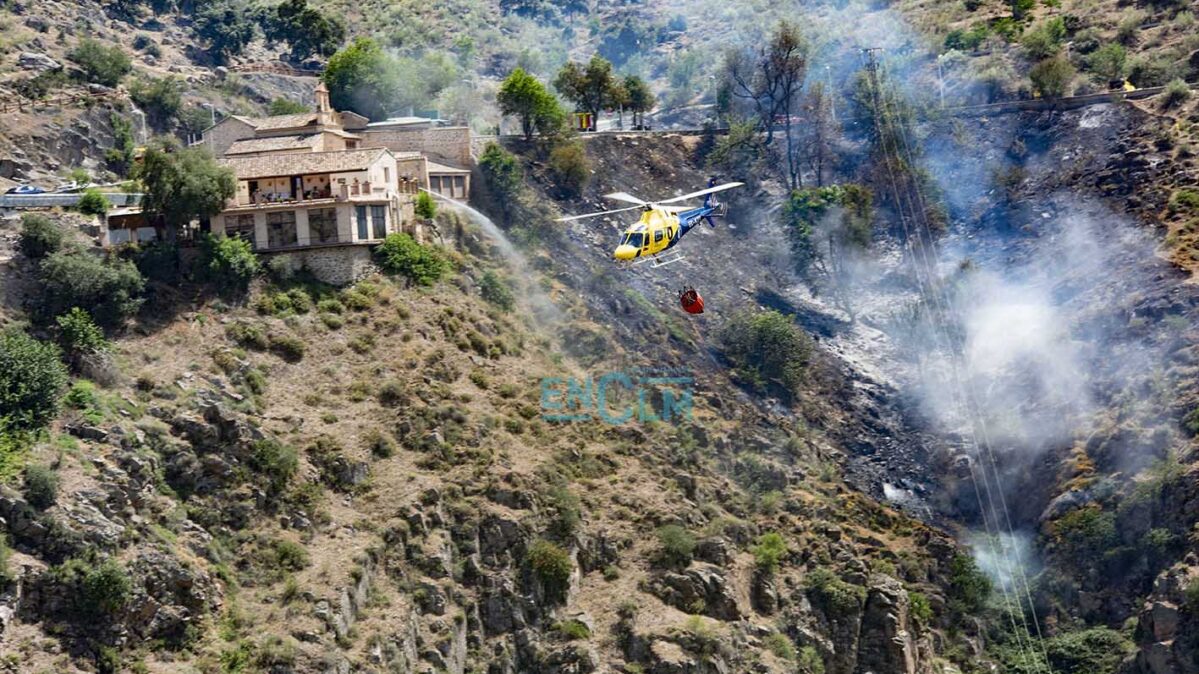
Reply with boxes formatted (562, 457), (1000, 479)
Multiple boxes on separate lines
(527, 539), (573, 603)
(720, 310), (813, 396)
(1162, 78), (1192, 109)
(270, 538), (310, 571)
(64, 379), (100, 411)
(317, 298), (345, 314)
(547, 486), (581, 539)
(0, 535), (11, 589)
(1030, 55), (1075, 98)
(656, 524), (696, 567)
(45, 557), (134, 621)
(552, 619), (591, 640)
(415, 191), (437, 219)
(23, 464), (60, 509)
(269, 334), (305, 362)
(377, 380), (405, 407)
(38, 250), (145, 328)
(947, 553), (992, 615)
(944, 25), (988, 51)
(548, 141), (590, 197)
(227, 322), (269, 350)
(1021, 18), (1066, 60)
(341, 289), (374, 311)
(1054, 506), (1118, 558)
(751, 532), (788, 574)
(56, 308), (108, 361)
(366, 430), (396, 458)
(199, 235), (260, 295)
(798, 646), (824, 674)
(268, 98), (310, 115)
(764, 632), (796, 661)
(67, 39), (132, 87)
(76, 189), (110, 217)
(805, 567), (866, 616)
(129, 76), (185, 130)
(320, 312), (344, 330)
(478, 143), (525, 225)
(908, 591), (933, 624)
(375, 233), (450, 286)
(0, 330), (68, 431)
(1128, 56), (1179, 87)
(1185, 577), (1199, 610)
(19, 214), (64, 259)
(1087, 43), (1127, 83)
(1043, 627), (1133, 674)
(250, 439), (298, 493)
(286, 288), (312, 313)
(479, 270), (515, 311)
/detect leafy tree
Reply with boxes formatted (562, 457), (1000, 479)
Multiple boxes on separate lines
(751, 532), (788, 573)
(322, 38), (401, 120)
(548, 141), (589, 197)
(76, 189), (110, 217)
(137, 140), (236, 243)
(720, 309), (813, 396)
(1162, 78), (1191, 109)
(375, 233), (449, 285)
(269, 0), (346, 61)
(250, 439), (298, 494)
(478, 143), (525, 225)
(497, 68), (565, 141)
(178, 106), (215, 136)
(414, 191), (437, 220)
(656, 524), (696, 567)
(623, 74), (654, 129)
(67, 39), (132, 87)
(19, 213), (64, 259)
(193, 1), (254, 64)
(268, 97), (310, 115)
(56, 307), (108, 362)
(80, 558), (132, 618)
(1030, 55), (1075, 99)
(106, 114), (137, 177)
(1010, 0), (1035, 19)
(0, 330), (68, 431)
(1021, 17), (1067, 60)
(947, 553), (992, 615)
(1088, 43), (1127, 83)
(130, 76), (185, 130)
(554, 55), (618, 130)
(198, 235), (260, 295)
(38, 251), (146, 327)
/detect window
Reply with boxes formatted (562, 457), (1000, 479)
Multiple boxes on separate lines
(371, 205), (387, 239)
(109, 228), (131, 245)
(625, 233), (644, 248)
(383, 167), (390, 184)
(429, 176), (441, 194)
(227, 214), (256, 247)
(266, 211), (298, 248)
(136, 227), (158, 242)
(654, 229), (664, 243)
(453, 176), (465, 199)
(356, 206), (368, 240)
(308, 208), (338, 243)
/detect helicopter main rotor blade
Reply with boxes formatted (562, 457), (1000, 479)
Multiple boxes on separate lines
(603, 191), (649, 206)
(654, 182), (745, 205)
(555, 205), (643, 222)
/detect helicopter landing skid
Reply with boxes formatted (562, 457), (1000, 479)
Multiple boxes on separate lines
(639, 252), (685, 268)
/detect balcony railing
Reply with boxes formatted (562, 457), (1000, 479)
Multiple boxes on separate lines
(229, 181), (392, 209)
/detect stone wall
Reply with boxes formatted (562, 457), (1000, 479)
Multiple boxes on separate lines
(264, 245), (378, 286)
(363, 127), (472, 167)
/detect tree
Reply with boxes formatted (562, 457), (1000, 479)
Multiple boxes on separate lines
(38, 251), (145, 328)
(374, 233), (449, 286)
(56, 307), (108, 364)
(497, 68), (565, 141)
(198, 235), (260, 295)
(76, 189), (110, 217)
(137, 141), (236, 243)
(19, 214), (64, 259)
(478, 143), (525, 225)
(322, 38), (401, 121)
(414, 191), (437, 220)
(720, 309), (813, 396)
(724, 21), (808, 188)
(527, 539), (573, 603)
(193, 1), (254, 64)
(270, 0), (345, 61)
(554, 55), (618, 131)
(0, 330), (68, 431)
(623, 74), (654, 129)
(67, 39), (132, 88)
(1088, 43), (1127, 83)
(800, 81), (836, 187)
(105, 114), (136, 177)
(548, 141), (589, 197)
(1030, 55), (1075, 98)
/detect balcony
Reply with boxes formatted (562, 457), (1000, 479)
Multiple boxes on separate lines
(227, 178), (392, 212)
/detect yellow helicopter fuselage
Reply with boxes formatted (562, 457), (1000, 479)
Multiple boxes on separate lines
(613, 208), (683, 261)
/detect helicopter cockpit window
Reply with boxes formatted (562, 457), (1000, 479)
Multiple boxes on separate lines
(624, 232), (644, 248)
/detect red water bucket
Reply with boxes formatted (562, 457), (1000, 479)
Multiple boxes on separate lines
(680, 288), (704, 314)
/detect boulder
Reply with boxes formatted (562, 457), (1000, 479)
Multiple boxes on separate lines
(17, 52), (60, 72)
(649, 563), (742, 621)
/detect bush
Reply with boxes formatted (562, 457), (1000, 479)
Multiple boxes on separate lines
(130, 76), (185, 130)
(48, 557), (134, 620)
(548, 141), (590, 197)
(547, 486), (581, 539)
(478, 143), (525, 224)
(1087, 43), (1127, 83)
(764, 632), (796, 661)
(0, 330), (68, 431)
(415, 190), (437, 219)
(199, 235), (260, 295)
(1043, 627), (1133, 674)
(947, 553), (992, 615)
(656, 524), (696, 567)
(944, 24), (988, 51)
(56, 308), (108, 361)
(1030, 55), (1075, 98)
(527, 539), (573, 602)
(479, 270), (515, 311)
(76, 189), (110, 217)
(375, 233), (450, 286)
(286, 288), (313, 313)
(720, 310), (813, 396)
(38, 250), (145, 328)
(250, 439), (298, 493)
(908, 591), (933, 624)
(804, 567), (866, 617)
(67, 39), (132, 87)
(366, 430), (396, 458)
(377, 380), (405, 406)
(1128, 56), (1181, 87)
(1170, 188), (1199, 213)
(1020, 18), (1066, 60)
(19, 213), (64, 259)
(269, 98), (310, 115)
(269, 334), (305, 362)
(23, 464), (60, 509)
(553, 619), (591, 640)
(270, 538), (310, 571)
(1161, 78), (1191, 109)
(227, 322), (269, 350)
(751, 532), (788, 574)
(798, 646), (824, 674)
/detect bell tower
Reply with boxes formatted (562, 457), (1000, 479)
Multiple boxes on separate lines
(314, 81), (335, 126)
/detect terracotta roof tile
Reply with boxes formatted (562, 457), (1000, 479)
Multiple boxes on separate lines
(221, 148), (392, 180)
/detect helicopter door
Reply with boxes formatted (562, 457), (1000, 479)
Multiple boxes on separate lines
(653, 228), (664, 248)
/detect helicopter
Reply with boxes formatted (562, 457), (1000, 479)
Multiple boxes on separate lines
(557, 179), (744, 269)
